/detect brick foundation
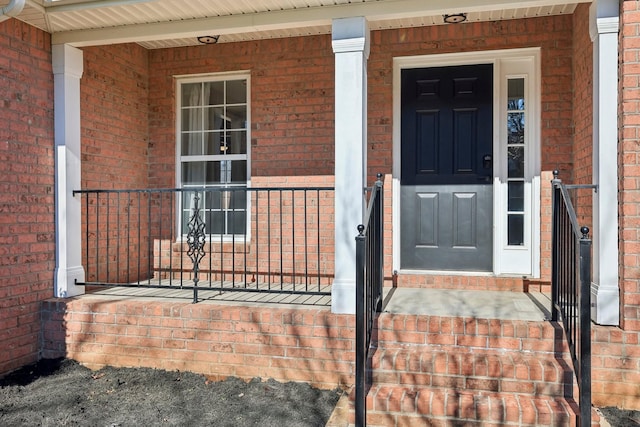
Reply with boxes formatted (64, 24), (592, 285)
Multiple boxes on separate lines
(41, 296), (355, 391)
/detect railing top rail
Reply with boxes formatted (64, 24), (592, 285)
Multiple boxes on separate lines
(552, 172), (592, 241)
(359, 174), (383, 237)
(73, 186), (335, 196)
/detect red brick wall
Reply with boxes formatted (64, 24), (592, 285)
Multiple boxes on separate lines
(41, 298), (354, 390)
(80, 44), (151, 282)
(0, 19), (54, 375)
(572, 4), (594, 226)
(147, 36), (335, 188)
(81, 44), (150, 190)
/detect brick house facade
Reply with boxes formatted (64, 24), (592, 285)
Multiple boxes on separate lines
(1, 0), (639, 411)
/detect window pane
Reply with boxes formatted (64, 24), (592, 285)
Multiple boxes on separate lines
(228, 211), (247, 235)
(182, 108), (203, 132)
(181, 133), (203, 155)
(231, 160), (247, 182)
(205, 162), (223, 185)
(182, 163), (205, 184)
(508, 146), (524, 178)
(226, 131), (247, 155)
(507, 112), (525, 145)
(204, 190), (221, 209)
(507, 79), (525, 110)
(204, 81), (224, 105)
(206, 106), (225, 131)
(181, 83), (201, 107)
(226, 105), (247, 129)
(206, 212), (225, 234)
(508, 214), (524, 246)
(229, 189), (247, 209)
(205, 131), (225, 155)
(227, 80), (247, 104)
(508, 181), (524, 212)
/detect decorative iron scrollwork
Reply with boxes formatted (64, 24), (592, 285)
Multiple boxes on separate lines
(186, 192), (206, 303)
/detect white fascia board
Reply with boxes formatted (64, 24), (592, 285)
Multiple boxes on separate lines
(51, 0), (587, 47)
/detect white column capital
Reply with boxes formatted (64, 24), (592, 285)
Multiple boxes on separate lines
(590, 0), (620, 41)
(52, 44), (84, 78)
(332, 16), (370, 57)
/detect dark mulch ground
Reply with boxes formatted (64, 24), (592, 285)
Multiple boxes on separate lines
(2, 359), (639, 426)
(599, 406), (640, 427)
(0, 359), (342, 427)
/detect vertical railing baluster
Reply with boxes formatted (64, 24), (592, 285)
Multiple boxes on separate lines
(279, 189), (283, 289)
(116, 193), (120, 283)
(292, 189), (296, 291)
(268, 190), (272, 288)
(84, 192), (89, 282)
(316, 189), (321, 290)
(255, 190), (260, 290)
(355, 224), (366, 427)
(95, 192), (100, 282)
(186, 192), (206, 303)
(304, 189), (309, 291)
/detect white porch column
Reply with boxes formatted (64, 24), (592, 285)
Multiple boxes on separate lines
(53, 44), (85, 298)
(590, 0), (620, 325)
(331, 17), (369, 314)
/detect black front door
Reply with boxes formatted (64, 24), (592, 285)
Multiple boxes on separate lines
(400, 64), (493, 271)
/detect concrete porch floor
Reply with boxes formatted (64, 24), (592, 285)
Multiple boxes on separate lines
(89, 285), (551, 321)
(381, 287), (551, 321)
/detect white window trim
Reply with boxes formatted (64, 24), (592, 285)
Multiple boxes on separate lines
(174, 71), (252, 242)
(392, 48), (541, 278)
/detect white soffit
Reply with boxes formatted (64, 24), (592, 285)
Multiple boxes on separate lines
(5, 0), (583, 48)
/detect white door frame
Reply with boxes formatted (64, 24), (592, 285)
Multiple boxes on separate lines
(392, 48), (541, 278)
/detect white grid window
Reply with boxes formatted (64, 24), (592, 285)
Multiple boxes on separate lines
(178, 75), (249, 236)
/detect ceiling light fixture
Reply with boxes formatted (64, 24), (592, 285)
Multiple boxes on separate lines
(197, 35), (220, 44)
(443, 13), (467, 24)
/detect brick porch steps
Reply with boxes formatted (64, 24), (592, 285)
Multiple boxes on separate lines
(347, 312), (585, 426)
(363, 386), (578, 426)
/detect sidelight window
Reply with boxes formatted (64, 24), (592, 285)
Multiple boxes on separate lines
(506, 78), (525, 246)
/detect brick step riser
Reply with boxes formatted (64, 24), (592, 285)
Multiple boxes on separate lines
(352, 386), (578, 427)
(370, 348), (576, 398)
(374, 314), (570, 354)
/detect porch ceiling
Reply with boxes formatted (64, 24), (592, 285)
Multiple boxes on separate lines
(10, 0), (585, 48)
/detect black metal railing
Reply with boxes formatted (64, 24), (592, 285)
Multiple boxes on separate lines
(73, 186), (335, 303)
(551, 171), (594, 427)
(355, 174), (384, 427)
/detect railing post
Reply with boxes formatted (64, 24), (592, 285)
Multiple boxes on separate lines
(374, 173), (383, 312)
(551, 170), (560, 322)
(355, 224), (366, 427)
(579, 226), (592, 427)
(186, 192), (206, 303)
